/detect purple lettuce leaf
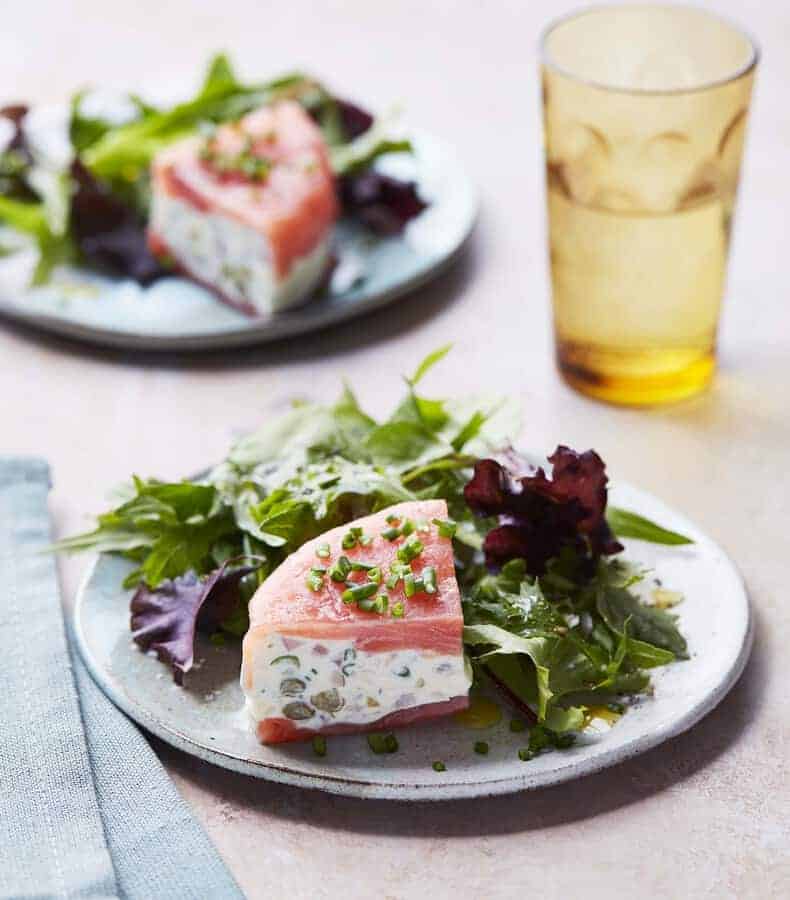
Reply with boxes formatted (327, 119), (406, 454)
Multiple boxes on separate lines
(335, 99), (374, 141)
(69, 160), (166, 284)
(339, 171), (426, 235)
(0, 105), (38, 202)
(130, 560), (259, 684)
(464, 446), (623, 575)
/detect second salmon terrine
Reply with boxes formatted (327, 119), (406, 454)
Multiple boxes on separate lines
(148, 100), (338, 315)
(241, 500), (470, 743)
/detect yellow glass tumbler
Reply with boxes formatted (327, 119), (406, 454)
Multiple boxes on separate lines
(541, 6), (758, 405)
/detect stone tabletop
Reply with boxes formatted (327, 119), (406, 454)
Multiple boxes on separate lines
(2, 1), (788, 897)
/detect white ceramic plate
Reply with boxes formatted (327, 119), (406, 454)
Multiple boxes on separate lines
(73, 478), (751, 800)
(0, 131), (476, 351)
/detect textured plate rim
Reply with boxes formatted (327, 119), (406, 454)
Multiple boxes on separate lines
(0, 131), (477, 352)
(72, 482), (752, 801)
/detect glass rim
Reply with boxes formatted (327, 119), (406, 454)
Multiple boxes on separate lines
(539, 3), (760, 96)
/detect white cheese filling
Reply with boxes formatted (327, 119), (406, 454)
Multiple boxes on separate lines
(150, 193), (331, 315)
(244, 633), (470, 729)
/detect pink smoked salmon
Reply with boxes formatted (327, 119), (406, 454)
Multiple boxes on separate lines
(241, 499), (471, 744)
(148, 100), (338, 316)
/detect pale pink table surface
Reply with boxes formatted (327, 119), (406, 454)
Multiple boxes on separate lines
(2, 1), (789, 897)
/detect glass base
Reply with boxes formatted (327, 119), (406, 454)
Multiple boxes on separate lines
(557, 341), (715, 406)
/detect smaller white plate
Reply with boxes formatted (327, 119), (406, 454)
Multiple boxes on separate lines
(0, 131), (476, 351)
(73, 478), (751, 800)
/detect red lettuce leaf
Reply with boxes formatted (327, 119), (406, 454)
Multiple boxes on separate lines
(0, 105), (38, 202)
(130, 561), (258, 684)
(336, 99), (374, 141)
(464, 446), (623, 574)
(70, 160), (166, 284)
(339, 171), (426, 235)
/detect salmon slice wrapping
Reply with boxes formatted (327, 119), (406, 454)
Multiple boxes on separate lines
(148, 100), (338, 316)
(241, 500), (471, 744)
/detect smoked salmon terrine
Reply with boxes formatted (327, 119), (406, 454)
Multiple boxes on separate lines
(148, 100), (338, 316)
(241, 500), (471, 743)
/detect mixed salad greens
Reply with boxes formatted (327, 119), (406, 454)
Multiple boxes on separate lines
(58, 348), (692, 755)
(0, 53), (424, 286)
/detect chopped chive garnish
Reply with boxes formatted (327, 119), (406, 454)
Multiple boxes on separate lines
(385, 513), (400, 525)
(328, 555), (352, 582)
(518, 748), (534, 762)
(400, 519), (415, 537)
(359, 535), (372, 547)
(312, 735), (327, 757)
(386, 573), (400, 590)
(270, 654), (299, 667)
(404, 573), (416, 597)
(305, 570), (324, 591)
(432, 517), (457, 539)
(397, 536), (424, 564)
(432, 761), (446, 772)
(509, 719), (527, 733)
(422, 566), (437, 594)
(359, 594), (388, 614)
(367, 732), (398, 754)
(316, 543), (331, 559)
(382, 526), (400, 541)
(368, 567), (382, 584)
(341, 532), (357, 549)
(350, 526), (363, 538)
(350, 560), (376, 571)
(474, 741), (489, 755)
(390, 601), (404, 618)
(342, 582), (379, 605)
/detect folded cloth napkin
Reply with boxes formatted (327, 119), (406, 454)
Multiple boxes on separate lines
(0, 458), (244, 900)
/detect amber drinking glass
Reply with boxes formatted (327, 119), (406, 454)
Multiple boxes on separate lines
(541, 6), (758, 405)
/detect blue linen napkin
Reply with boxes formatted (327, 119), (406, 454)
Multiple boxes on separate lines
(0, 458), (244, 900)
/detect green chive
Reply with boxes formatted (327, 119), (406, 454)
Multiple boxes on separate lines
(341, 532), (357, 549)
(342, 582), (379, 605)
(474, 741), (489, 755)
(385, 513), (400, 525)
(316, 543), (331, 559)
(404, 573), (417, 597)
(422, 566), (437, 594)
(518, 748), (534, 762)
(382, 526), (400, 541)
(305, 571), (324, 592)
(386, 573), (400, 590)
(312, 735), (327, 757)
(350, 526), (363, 538)
(350, 560), (376, 571)
(509, 719), (527, 733)
(271, 654), (299, 667)
(367, 733), (398, 754)
(390, 602), (405, 618)
(432, 761), (446, 772)
(433, 517), (457, 539)
(397, 537), (424, 564)
(367, 567), (382, 584)
(328, 556), (352, 582)
(400, 519), (415, 537)
(359, 594), (388, 614)
(359, 535), (372, 547)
